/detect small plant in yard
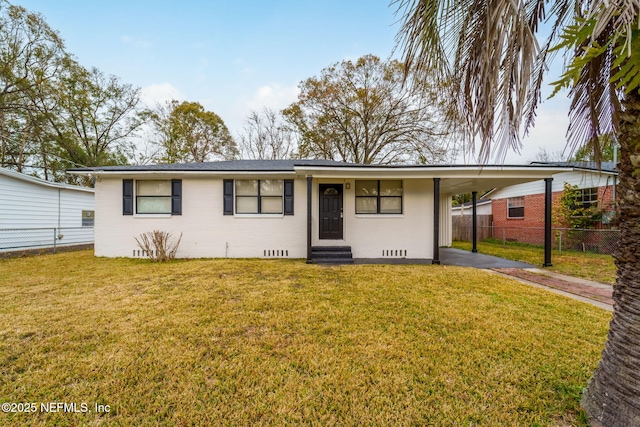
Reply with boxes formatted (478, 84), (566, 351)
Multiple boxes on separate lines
(134, 230), (182, 261)
(554, 183), (604, 230)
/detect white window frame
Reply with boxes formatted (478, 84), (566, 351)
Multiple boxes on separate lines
(355, 180), (403, 215)
(577, 187), (598, 208)
(235, 179), (284, 215)
(507, 196), (525, 218)
(136, 180), (172, 214)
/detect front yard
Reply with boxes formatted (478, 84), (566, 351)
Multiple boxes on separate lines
(452, 240), (617, 285)
(0, 251), (610, 426)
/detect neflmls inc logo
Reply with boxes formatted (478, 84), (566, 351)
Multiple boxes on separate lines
(40, 402), (89, 413)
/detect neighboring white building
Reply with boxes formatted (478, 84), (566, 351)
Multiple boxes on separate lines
(451, 199), (493, 216)
(68, 160), (568, 263)
(0, 167), (95, 252)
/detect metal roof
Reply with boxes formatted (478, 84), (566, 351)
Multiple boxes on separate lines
(68, 159), (357, 172)
(0, 167), (94, 193)
(529, 161), (617, 173)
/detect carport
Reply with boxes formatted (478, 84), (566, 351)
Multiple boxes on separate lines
(430, 164), (569, 267)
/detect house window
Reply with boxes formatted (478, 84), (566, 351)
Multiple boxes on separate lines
(235, 180), (284, 214)
(507, 196), (524, 218)
(136, 180), (172, 214)
(577, 187), (598, 208)
(81, 210), (94, 227)
(355, 180), (403, 214)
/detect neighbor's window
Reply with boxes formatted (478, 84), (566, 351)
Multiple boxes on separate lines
(136, 180), (172, 214)
(81, 210), (94, 227)
(507, 196), (525, 218)
(577, 187), (598, 208)
(355, 180), (403, 214)
(235, 179), (283, 214)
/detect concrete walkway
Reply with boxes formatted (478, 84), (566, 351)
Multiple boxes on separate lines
(440, 248), (534, 268)
(440, 248), (613, 311)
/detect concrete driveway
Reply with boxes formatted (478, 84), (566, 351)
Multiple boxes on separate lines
(439, 248), (534, 268)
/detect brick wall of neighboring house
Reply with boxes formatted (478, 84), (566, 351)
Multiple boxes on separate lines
(492, 185), (616, 245)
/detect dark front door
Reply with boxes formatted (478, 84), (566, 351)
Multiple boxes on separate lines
(319, 184), (343, 240)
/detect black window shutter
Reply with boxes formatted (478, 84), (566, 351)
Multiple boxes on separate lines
(223, 179), (234, 215)
(171, 179), (182, 215)
(284, 180), (294, 215)
(123, 179), (133, 215)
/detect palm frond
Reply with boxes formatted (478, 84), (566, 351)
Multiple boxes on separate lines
(396, 0), (550, 162)
(523, 0), (574, 134)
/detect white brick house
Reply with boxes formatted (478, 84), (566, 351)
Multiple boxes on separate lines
(69, 160), (567, 263)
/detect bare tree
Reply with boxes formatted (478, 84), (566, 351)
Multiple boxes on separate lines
(283, 54), (455, 165)
(532, 147), (567, 163)
(238, 108), (295, 160)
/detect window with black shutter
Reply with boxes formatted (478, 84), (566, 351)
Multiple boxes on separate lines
(223, 179), (234, 215)
(124, 179), (182, 215)
(284, 180), (294, 215)
(123, 179), (133, 215)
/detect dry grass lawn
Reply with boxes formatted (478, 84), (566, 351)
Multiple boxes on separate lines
(452, 241), (616, 285)
(0, 251), (611, 426)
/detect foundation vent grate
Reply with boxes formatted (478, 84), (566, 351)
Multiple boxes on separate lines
(382, 249), (407, 257)
(132, 249), (156, 258)
(263, 249), (290, 257)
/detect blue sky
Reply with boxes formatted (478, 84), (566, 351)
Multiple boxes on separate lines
(17, 0), (570, 164)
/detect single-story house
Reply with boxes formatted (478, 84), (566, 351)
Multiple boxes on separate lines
(485, 161), (618, 245)
(0, 167), (95, 252)
(68, 160), (570, 264)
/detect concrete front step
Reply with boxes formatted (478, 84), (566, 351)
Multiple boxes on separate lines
(312, 258), (355, 265)
(312, 251), (353, 259)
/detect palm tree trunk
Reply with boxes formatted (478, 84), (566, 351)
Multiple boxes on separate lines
(581, 89), (640, 425)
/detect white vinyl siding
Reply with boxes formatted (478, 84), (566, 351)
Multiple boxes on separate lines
(0, 172), (94, 229)
(0, 169), (94, 252)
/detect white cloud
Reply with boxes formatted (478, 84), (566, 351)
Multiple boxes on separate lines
(120, 35), (152, 48)
(510, 104), (571, 164)
(454, 98), (571, 165)
(245, 83), (300, 112)
(140, 82), (185, 108)
(226, 82), (300, 135)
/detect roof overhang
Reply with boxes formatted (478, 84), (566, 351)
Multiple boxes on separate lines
(294, 165), (570, 194)
(68, 163), (571, 195)
(67, 170), (298, 181)
(1, 167), (94, 193)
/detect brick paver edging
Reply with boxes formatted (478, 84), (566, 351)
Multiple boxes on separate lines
(492, 268), (614, 306)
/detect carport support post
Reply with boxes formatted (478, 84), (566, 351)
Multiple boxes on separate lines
(432, 178), (441, 264)
(543, 177), (553, 267)
(306, 176), (312, 263)
(471, 191), (478, 253)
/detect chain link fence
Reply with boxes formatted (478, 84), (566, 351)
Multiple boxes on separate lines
(0, 227), (94, 255)
(455, 225), (620, 254)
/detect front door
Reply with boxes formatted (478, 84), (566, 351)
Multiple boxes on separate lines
(319, 184), (343, 240)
